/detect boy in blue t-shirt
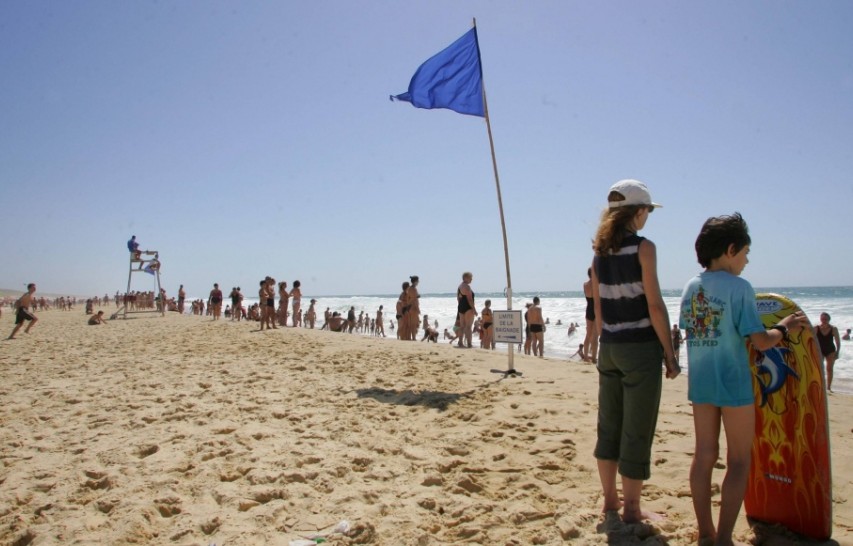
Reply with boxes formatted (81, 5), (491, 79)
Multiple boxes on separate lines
(679, 213), (808, 546)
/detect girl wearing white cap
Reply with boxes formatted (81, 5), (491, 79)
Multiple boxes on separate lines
(590, 179), (680, 523)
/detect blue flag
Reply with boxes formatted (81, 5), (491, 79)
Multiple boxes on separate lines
(391, 27), (484, 117)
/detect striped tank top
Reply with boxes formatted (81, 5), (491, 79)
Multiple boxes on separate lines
(593, 232), (657, 344)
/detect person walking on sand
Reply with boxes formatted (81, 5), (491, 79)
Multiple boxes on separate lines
(680, 213), (809, 546)
(528, 296), (545, 357)
(815, 312), (841, 392)
(583, 268), (598, 363)
(591, 179), (680, 524)
(8, 283), (38, 339)
(456, 271), (477, 348)
(376, 305), (386, 337)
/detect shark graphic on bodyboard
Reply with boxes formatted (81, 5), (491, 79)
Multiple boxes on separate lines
(745, 293), (832, 540)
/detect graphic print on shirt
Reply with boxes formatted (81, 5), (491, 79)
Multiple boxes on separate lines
(682, 285), (723, 342)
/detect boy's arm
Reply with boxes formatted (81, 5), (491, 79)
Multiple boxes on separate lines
(638, 240), (680, 378)
(748, 311), (809, 351)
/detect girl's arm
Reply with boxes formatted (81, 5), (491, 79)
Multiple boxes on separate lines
(638, 240), (680, 379)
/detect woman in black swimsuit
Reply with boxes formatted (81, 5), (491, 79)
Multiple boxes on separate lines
(583, 268), (598, 363)
(815, 312), (841, 391)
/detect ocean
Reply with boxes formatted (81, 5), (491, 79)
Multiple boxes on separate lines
(212, 286), (853, 396)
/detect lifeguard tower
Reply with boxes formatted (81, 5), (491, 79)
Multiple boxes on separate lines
(119, 249), (165, 319)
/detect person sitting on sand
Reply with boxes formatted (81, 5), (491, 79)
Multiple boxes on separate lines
(327, 312), (348, 333)
(88, 310), (108, 325)
(570, 344), (586, 361)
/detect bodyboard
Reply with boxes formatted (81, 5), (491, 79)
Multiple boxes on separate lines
(744, 293), (832, 539)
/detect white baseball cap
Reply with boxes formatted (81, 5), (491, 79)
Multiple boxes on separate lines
(608, 179), (662, 209)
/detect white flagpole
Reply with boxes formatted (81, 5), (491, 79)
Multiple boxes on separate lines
(474, 18), (517, 375)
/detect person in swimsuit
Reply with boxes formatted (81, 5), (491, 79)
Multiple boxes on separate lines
(528, 296), (545, 357)
(278, 281), (290, 326)
(178, 284), (186, 314)
(842, 328), (851, 341)
(375, 305), (385, 337)
(258, 280), (270, 330)
(671, 324), (683, 364)
(9, 283), (38, 339)
(305, 299), (317, 329)
(327, 312), (347, 332)
(290, 280), (302, 327)
(456, 271), (477, 348)
(347, 306), (357, 333)
(480, 299), (494, 349)
(405, 276), (420, 341)
(209, 283), (223, 320)
(265, 277), (278, 329)
(88, 310), (108, 325)
(396, 281), (409, 340)
(815, 312), (841, 392)
(583, 267), (598, 363)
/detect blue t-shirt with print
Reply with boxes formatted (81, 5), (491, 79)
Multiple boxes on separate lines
(679, 270), (765, 406)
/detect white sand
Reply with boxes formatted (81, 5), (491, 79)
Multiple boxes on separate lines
(1, 310), (850, 545)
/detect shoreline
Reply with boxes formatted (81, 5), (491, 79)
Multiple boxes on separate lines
(1, 311), (850, 544)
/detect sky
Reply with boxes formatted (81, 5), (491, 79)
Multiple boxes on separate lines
(2, 1), (852, 298)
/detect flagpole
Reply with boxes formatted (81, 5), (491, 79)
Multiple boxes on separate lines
(474, 18), (517, 375)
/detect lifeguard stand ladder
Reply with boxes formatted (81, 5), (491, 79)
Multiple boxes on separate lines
(122, 250), (165, 319)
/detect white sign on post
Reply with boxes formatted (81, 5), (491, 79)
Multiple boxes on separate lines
(493, 310), (523, 344)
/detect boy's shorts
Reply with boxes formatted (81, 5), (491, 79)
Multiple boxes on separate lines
(15, 308), (34, 324)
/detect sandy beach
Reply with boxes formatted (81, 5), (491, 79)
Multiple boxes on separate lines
(1, 310), (850, 545)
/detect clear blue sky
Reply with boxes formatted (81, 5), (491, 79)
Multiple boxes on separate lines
(2, 1), (852, 298)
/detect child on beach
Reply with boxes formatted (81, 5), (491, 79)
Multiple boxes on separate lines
(679, 213), (808, 546)
(88, 310), (108, 325)
(591, 179), (679, 524)
(8, 283), (38, 339)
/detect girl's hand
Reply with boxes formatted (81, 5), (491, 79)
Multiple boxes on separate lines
(664, 355), (681, 379)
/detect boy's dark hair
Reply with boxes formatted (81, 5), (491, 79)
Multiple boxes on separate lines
(695, 212), (751, 268)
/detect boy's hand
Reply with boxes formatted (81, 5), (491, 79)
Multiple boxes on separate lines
(780, 311), (809, 334)
(664, 355), (681, 379)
